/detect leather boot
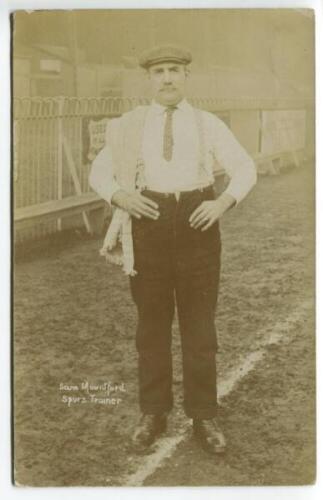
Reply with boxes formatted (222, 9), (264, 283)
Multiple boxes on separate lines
(193, 417), (226, 454)
(131, 413), (167, 451)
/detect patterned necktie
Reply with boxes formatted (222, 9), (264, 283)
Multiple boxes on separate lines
(163, 106), (177, 161)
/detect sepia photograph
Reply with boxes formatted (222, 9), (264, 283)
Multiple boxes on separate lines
(12, 8), (315, 487)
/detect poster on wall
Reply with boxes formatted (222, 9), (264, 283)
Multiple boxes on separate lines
(261, 109), (307, 156)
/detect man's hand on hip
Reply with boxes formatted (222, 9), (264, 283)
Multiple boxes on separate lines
(189, 193), (236, 231)
(111, 189), (160, 220)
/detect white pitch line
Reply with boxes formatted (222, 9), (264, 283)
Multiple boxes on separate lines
(123, 298), (313, 487)
(217, 349), (265, 400)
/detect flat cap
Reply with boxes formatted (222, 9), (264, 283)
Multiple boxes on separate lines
(139, 44), (192, 69)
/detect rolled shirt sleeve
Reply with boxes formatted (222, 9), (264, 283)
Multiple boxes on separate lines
(89, 144), (122, 206)
(209, 115), (257, 205)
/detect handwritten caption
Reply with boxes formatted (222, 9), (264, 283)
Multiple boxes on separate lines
(59, 381), (126, 407)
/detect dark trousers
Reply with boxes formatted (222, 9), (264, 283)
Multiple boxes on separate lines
(130, 186), (221, 419)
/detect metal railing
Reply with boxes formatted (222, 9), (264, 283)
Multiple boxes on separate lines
(13, 96), (313, 243)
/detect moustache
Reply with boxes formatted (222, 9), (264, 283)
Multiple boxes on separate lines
(160, 85), (177, 91)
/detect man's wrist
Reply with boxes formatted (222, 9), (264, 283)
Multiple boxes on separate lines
(111, 189), (130, 209)
(216, 193), (236, 212)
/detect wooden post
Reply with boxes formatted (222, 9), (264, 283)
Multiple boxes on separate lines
(62, 134), (92, 233)
(67, 11), (79, 97)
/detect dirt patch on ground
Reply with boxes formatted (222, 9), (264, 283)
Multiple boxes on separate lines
(13, 165), (315, 486)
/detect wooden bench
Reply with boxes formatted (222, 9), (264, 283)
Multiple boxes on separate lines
(254, 150), (303, 175)
(14, 192), (106, 233)
(14, 169), (229, 236)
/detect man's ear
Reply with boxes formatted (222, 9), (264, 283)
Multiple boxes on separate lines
(184, 65), (191, 78)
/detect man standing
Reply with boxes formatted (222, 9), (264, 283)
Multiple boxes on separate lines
(89, 44), (257, 454)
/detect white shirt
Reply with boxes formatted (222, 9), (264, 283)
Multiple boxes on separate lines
(89, 99), (257, 205)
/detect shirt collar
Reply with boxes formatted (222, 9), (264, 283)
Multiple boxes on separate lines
(150, 98), (191, 115)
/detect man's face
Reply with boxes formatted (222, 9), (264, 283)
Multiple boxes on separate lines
(147, 62), (189, 106)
